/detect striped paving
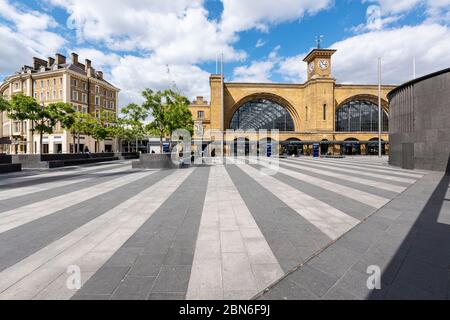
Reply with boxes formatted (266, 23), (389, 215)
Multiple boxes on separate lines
(0, 156), (425, 300)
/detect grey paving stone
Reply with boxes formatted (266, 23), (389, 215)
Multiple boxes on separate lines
(280, 160), (412, 188)
(334, 268), (379, 300)
(103, 247), (143, 268)
(287, 264), (339, 298)
(111, 276), (156, 300)
(351, 252), (404, 286)
(322, 286), (359, 300)
(385, 281), (444, 300)
(265, 167), (377, 220)
(274, 162), (395, 199)
(151, 265), (191, 293)
(164, 246), (195, 266)
(257, 278), (316, 300)
(147, 292), (185, 300)
(394, 256), (449, 297)
(74, 267), (129, 296)
(128, 254), (165, 277)
(112, 167), (209, 298)
(0, 169), (172, 272)
(309, 245), (362, 279)
(71, 294), (111, 300)
(226, 165), (330, 273)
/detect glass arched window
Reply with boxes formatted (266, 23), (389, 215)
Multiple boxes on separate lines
(230, 99), (294, 131)
(336, 100), (388, 132)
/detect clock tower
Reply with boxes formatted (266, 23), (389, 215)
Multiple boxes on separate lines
(303, 48), (336, 80)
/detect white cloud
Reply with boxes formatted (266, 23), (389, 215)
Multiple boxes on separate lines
(220, 0), (333, 34)
(351, 5), (401, 33)
(41, 0), (336, 105)
(363, 0), (422, 14)
(277, 23), (450, 86)
(277, 54), (308, 83)
(0, 0), (65, 77)
(47, 0), (245, 65)
(363, 0), (450, 22)
(71, 48), (121, 71)
(332, 23), (450, 84)
(256, 39), (267, 48)
(232, 46), (281, 82)
(109, 55), (211, 107)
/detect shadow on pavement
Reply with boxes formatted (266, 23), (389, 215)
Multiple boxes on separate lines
(369, 155), (450, 299)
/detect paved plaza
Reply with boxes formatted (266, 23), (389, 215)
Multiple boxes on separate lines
(0, 156), (448, 300)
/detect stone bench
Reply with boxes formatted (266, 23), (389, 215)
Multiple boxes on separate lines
(132, 154), (188, 169)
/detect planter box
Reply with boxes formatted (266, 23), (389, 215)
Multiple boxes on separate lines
(132, 153), (185, 169)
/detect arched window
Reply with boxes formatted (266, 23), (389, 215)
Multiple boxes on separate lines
(336, 100), (388, 132)
(230, 99), (294, 131)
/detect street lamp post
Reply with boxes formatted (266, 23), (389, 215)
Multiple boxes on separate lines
(378, 58), (382, 158)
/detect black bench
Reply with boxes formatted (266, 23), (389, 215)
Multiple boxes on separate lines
(0, 154), (22, 174)
(48, 156), (119, 168)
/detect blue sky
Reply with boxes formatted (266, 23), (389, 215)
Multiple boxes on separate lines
(0, 0), (449, 105)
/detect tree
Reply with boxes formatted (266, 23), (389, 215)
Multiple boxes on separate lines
(0, 95), (11, 113)
(67, 112), (82, 153)
(143, 89), (193, 153)
(6, 93), (40, 153)
(121, 103), (148, 152)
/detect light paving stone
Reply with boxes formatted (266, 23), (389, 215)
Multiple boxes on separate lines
(0, 170), (155, 234)
(251, 264), (285, 291)
(187, 165), (283, 300)
(222, 252), (258, 292)
(283, 158), (417, 184)
(221, 231), (246, 253)
(264, 157), (407, 193)
(258, 158), (391, 208)
(239, 162), (359, 240)
(0, 169), (194, 299)
(295, 157), (424, 178)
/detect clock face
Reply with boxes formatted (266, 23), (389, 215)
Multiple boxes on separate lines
(319, 59), (329, 70)
(308, 62), (315, 73)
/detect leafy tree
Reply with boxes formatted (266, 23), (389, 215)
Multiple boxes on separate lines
(121, 103), (148, 152)
(67, 112), (88, 153)
(5, 93), (40, 153)
(143, 89), (193, 153)
(0, 95), (11, 113)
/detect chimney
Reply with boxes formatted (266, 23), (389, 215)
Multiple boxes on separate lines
(85, 59), (91, 72)
(96, 71), (103, 79)
(32, 57), (47, 70)
(87, 67), (95, 78)
(47, 57), (55, 67)
(71, 52), (79, 65)
(55, 53), (66, 65)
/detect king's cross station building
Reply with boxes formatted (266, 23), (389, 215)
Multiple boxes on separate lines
(190, 47), (396, 156)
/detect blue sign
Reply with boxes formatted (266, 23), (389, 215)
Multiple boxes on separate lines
(313, 143), (320, 158)
(163, 143), (170, 153)
(267, 144), (272, 157)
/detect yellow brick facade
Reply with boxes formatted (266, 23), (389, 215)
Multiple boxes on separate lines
(190, 48), (395, 155)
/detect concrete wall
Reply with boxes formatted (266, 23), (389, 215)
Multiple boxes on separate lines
(389, 69), (450, 172)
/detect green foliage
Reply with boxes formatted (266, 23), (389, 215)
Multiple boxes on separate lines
(47, 102), (75, 130)
(142, 89), (193, 152)
(121, 103), (147, 139)
(8, 93), (40, 122)
(0, 95), (11, 113)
